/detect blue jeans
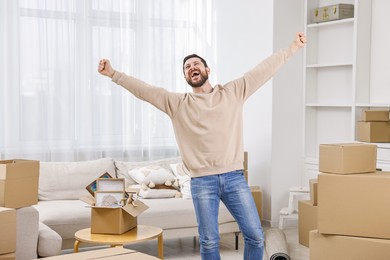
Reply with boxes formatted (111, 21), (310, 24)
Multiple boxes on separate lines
(191, 170), (264, 260)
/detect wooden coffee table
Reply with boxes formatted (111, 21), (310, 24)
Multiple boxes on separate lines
(74, 225), (163, 259)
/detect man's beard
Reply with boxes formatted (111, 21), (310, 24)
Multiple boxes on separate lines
(186, 70), (209, 88)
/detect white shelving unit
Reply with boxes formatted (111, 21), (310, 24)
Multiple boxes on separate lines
(301, 0), (390, 177)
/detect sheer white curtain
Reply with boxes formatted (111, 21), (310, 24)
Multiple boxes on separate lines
(0, 0), (216, 162)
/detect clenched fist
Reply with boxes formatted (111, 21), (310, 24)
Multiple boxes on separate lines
(98, 59), (115, 78)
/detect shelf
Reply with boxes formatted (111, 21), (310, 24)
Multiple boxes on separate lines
(303, 0), (374, 167)
(306, 63), (353, 68)
(306, 104), (352, 108)
(355, 104), (390, 108)
(307, 18), (354, 28)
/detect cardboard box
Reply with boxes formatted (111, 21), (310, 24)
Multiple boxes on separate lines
(309, 179), (318, 206)
(356, 121), (390, 143)
(298, 200), (318, 247)
(362, 110), (390, 122)
(0, 159), (39, 208)
(0, 207), (16, 254)
(311, 4), (354, 23)
(91, 200), (148, 234)
(319, 143), (377, 174)
(310, 230), (390, 260)
(33, 247), (158, 259)
(250, 186), (263, 220)
(0, 253), (16, 260)
(318, 172), (390, 239)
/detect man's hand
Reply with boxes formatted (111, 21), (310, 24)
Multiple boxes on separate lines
(98, 59), (115, 78)
(295, 32), (307, 48)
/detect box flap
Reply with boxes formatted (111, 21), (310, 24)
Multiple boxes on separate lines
(122, 200), (149, 217)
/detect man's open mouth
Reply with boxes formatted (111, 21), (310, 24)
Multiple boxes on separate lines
(191, 71), (200, 79)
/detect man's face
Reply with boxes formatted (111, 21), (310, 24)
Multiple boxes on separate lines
(183, 57), (209, 88)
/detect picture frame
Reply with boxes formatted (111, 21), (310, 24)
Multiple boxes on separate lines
(85, 172), (112, 196)
(97, 178), (125, 192)
(94, 191), (125, 208)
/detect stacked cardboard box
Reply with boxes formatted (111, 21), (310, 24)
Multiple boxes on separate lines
(250, 186), (263, 221)
(0, 207), (16, 260)
(298, 179), (318, 247)
(309, 143), (390, 259)
(357, 109), (390, 142)
(0, 159), (39, 260)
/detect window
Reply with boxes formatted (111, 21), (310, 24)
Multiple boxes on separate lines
(0, 0), (216, 161)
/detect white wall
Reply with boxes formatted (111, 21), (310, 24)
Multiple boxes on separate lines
(271, 0), (305, 226)
(370, 0), (390, 103)
(214, 0), (274, 223)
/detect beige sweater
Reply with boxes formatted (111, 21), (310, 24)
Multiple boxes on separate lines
(112, 45), (297, 178)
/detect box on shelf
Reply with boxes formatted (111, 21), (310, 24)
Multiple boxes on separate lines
(309, 179), (318, 206)
(361, 110), (390, 122)
(310, 230), (390, 260)
(319, 143), (377, 174)
(298, 200), (317, 248)
(311, 4), (354, 23)
(250, 186), (263, 220)
(0, 159), (39, 208)
(318, 172), (390, 239)
(0, 207), (16, 255)
(356, 121), (390, 143)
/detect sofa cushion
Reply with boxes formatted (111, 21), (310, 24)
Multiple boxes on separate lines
(37, 222), (62, 257)
(137, 198), (235, 229)
(39, 158), (116, 200)
(115, 157), (181, 187)
(34, 200), (91, 240)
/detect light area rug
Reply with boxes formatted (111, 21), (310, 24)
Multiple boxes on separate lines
(262, 228), (291, 260)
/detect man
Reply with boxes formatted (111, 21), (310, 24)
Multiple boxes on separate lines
(98, 32), (306, 260)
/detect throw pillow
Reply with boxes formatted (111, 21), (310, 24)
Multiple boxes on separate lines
(128, 165), (176, 188)
(138, 187), (180, 199)
(114, 157), (182, 187)
(170, 163), (192, 199)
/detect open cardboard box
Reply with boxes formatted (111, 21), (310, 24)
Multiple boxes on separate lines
(81, 178), (148, 235)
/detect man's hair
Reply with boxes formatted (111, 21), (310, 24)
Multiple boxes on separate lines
(182, 54), (208, 72)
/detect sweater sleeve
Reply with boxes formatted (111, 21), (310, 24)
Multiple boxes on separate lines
(112, 72), (182, 118)
(225, 44), (298, 101)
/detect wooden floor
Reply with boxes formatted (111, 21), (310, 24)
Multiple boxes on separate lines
(99, 227), (309, 260)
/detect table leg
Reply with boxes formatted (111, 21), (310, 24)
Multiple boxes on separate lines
(74, 240), (80, 253)
(157, 233), (164, 259)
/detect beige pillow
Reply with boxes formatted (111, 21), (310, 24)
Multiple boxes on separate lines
(114, 157), (181, 187)
(39, 158), (116, 201)
(128, 165), (176, 187)
(138, 188), (179, 199)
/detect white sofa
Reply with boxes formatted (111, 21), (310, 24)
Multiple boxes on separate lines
(33, 157), (240, 254)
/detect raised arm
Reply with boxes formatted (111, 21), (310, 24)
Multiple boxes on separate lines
(226, 32), (307, 100)
(97, 59), (181, 118)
